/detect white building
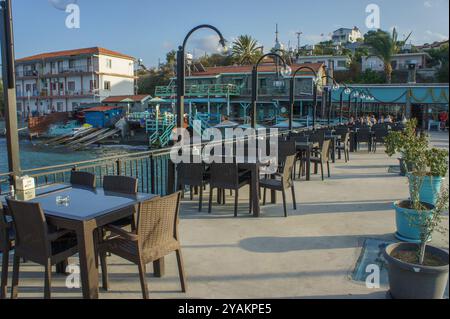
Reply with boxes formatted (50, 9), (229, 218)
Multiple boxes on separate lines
(332, 27), (363, 45)
(362, 52), (431, 72)
(15, 47), (136, 116)
(296, 55), (351, 71)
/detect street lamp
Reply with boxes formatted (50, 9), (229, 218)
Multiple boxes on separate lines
(321, 75), (340, 125)
(289, 66), (318, 131)
(339, 84), (351, 124)
(176, 25), (227, 128)
(251, 53), (291, 129)
(347, 88), (363, 120)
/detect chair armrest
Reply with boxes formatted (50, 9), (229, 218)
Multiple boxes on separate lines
(104, 225), (138, 242)
(48, 229), (73, 242)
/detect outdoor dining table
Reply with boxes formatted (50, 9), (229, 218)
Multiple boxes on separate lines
(203, 155), (277, 217)
(1, 183), (157, 299)
(295, 141), (316, 181)
(325, 134), (340, 163)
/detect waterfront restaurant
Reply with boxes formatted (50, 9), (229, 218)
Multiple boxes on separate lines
(1, 1), (449, 303)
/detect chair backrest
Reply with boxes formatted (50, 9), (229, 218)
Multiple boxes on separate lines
(356, 129), (372, 141)
(103, 176), (138, 194)
(0, 206), (10, 250)
(6, 199), (50, 260)
(209, 163), (239, 189)
(177, 163), (206, 187)
(137, 192), (181, 252)
(374, 129), (389, 139)
(282, 155), (296, 188)
(70, 171), (96, 188)
(342, 132), (350, 145)
(321, 140), (332, 162)
(278, 141), (296, 165)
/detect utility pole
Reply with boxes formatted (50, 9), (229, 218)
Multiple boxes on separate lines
(1, 0), (21, 184)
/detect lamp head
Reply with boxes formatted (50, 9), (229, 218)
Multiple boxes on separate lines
(281, 65), (292, 77)
(344, 88), (352, 95)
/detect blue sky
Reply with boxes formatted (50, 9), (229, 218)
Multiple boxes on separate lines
(11, 0), (450, 67)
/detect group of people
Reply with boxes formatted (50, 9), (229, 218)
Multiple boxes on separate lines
(348, 114), (398, 127)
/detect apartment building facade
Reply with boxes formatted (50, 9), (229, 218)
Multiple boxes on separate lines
(361, 52), (431, 72)
(296, 55), (351, 71)
(332, 27), (363, 45)
(15, 47), (136, 116)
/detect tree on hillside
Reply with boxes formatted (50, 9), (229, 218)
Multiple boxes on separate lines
(428, 44), (449, 83)
(231, 35), (263, 65)
(364, 28), (409, 83)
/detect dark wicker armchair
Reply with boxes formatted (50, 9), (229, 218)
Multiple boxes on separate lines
(208, 163), (252, 217)
(98, 192), (186, 299)
(301, 139), (332, 181)
(177, 163), (210, 212)
(0, 206), (14, 299)
(260, 155), (297, 217)
(70, 171), (96, 188)
(6, 199), (79, 299)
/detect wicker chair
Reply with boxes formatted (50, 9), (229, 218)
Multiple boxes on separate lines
(177, 163), (210, 212)
(0, 206), (14, 299)
(355, 129), (373, 152)
(6, 199), (78, 299)
(277, 141), (297, 175)
(336, 132), (350, 162)
(70, 171), (96, 188)
(260, 155), (297, 217)
(372, 129), (389, 153)
(208, 163), (252, 217)
(98, 192), (186, 299)
(301, 140), (332, 181)
(103, 176), (139, 229)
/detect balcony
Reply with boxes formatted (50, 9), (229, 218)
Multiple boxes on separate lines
(155, 84), (240, 97)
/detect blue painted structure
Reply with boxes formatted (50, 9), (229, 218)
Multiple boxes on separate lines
(332, 84), (449, 106)
(83, 106), (124, 128)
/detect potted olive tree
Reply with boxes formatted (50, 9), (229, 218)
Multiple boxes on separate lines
(384, 184), (449, 299)
(385, 119), (449, 207)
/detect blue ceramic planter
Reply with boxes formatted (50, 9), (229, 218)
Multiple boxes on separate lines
(394, 201), (434, 243)
(408, 175), (444, 205)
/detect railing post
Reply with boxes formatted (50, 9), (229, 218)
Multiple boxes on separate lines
(167, 159), (176, 195)
(116, 159), (122, 176)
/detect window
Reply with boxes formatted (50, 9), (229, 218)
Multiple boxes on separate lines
(106, 59), (112, 69)
(68, 81), (76, 92)
(69, 59), (76, 69)
(25, 84), (32, 92)
(337, 60), (347, 68)
(104, 81), (111, 91)
(259, 78), (267, 88)
(72, 102), (80, 110)
(56, 102), (64, 112)
(17, 102), (22, 112)
(90, 80), (98, 91)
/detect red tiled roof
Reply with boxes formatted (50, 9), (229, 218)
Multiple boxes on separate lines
(102, 95), (151, 103)
(83, 106), (123, 112)
(16, 47), (135, 63)
(191, 63), (324, 77)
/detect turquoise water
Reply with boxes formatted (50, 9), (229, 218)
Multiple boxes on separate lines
(0, 138), (146, 174)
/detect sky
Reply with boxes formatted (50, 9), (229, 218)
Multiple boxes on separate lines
(10, 0), (450, 67)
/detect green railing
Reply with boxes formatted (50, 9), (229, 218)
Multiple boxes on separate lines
(155, 84), (240, 97)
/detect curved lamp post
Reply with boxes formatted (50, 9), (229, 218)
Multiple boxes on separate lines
(321, 75), (340, 125)
(176, 25), (227, 128)
(339, 84), (351, 124)
(289, 66), (318, 131)
(347, 88), (363, 120)
(251, 53), (291, 129)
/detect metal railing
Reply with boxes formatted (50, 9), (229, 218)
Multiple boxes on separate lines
(155, 84), (240, 97)
(0, 124), (341, 196)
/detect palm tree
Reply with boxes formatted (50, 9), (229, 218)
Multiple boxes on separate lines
(364, 28), (409, 83)
(231, 35), (262, 65)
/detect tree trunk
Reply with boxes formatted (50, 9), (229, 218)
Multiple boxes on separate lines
(385, 63), (393, 84)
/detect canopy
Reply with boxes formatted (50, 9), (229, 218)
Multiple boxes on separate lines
(273, 120), (303, 129)
(214, 120), (239, 128)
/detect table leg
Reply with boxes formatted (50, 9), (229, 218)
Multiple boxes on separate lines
(306, 148), (311, 181)
(252, 166), (261, 217)
(153, 258), (165, 278)
(332, 138), (336, 163)
(76, 221), (99, 299)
